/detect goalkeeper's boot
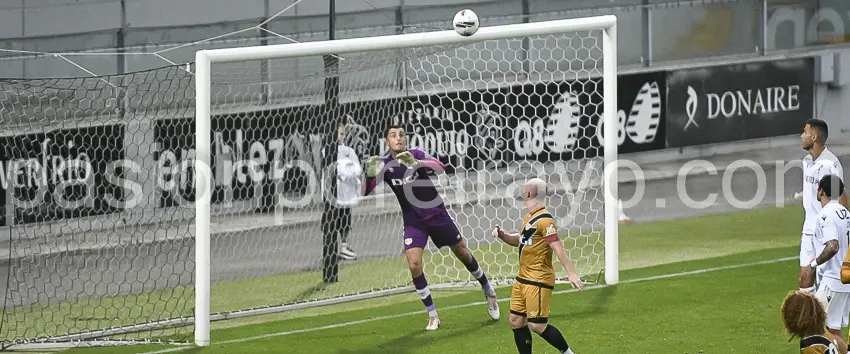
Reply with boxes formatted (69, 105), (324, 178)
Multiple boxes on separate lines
(425, 316), (440, 331)
(485, 293), (500, 320)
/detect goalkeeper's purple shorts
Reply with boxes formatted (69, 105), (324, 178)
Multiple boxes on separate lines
(402, 214), (462, 251)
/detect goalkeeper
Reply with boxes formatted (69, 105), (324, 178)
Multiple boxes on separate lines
(362, 124), (500, 331)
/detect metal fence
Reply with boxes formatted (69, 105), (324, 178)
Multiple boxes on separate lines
(0, 0), (846, 79)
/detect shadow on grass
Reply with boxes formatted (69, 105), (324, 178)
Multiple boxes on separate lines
(551, 285), (617, 322)
(291, 281), (330, 303)
(333, 318), (500, 354)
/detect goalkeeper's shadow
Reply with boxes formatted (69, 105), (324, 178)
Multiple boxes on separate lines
(333, 318), (498, 354)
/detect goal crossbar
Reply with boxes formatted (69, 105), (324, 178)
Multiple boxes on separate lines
(193, 14), (618, 347)
(197, 16), (617, 63)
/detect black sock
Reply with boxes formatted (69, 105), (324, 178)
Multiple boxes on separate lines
(539, 324), (570, 352)
(512, 326), (532, 354)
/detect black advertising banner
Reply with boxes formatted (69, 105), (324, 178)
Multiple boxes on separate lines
(343, 71), (667, 167)
(154, 106), (326, 208)
(155, 71), (668, 207)
(505, 71), (667, 162)
(665, 58), (814, 147)
(0, 125), (126, 225)
(356, 91), (511, 173)
(340, 92), (514, 174)
(612, 71), (667, 154)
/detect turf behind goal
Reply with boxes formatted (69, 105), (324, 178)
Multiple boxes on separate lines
(194, 15), (618, 346)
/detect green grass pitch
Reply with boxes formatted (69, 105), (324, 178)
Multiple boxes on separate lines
(55, 204), (842, 353)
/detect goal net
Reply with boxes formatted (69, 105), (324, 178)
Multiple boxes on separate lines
(0, 15), (618, 348)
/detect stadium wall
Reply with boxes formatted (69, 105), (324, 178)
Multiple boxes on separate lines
(813, 49), (850, 140)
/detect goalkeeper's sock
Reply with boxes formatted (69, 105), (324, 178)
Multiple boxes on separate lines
(539, 324), (571, 353)
(464, 256), (496, 297)
(413, 274), (438, 318)
(512, 326), (533, 354)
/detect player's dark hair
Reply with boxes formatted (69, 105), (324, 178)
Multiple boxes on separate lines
(818, 174), (845, 199)
(384, 124), (403, 137)
(806, 118), (829, 143)
(781, 290), (827, 340)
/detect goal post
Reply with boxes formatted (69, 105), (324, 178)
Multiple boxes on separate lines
(194, 15), (618, 347)
(602, 19), (619, 288)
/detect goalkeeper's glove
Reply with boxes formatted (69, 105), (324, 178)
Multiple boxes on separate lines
(396, 151), (419, 169)
(366, 156), (381, 178)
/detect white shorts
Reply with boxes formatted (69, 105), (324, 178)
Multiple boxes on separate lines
(815, 283), (850, 330)
(800, 233), (816, 267)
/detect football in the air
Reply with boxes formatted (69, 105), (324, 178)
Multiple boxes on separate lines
(453, 9), (479, 36)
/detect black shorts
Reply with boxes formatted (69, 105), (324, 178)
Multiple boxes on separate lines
(322, 206), (351, 236)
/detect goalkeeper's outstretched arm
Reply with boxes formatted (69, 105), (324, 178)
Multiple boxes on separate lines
(362, 156), (382, 196)
(397, 149), (447, 175)
(417, 156), (446, 174)
(362, 178), (378, 196)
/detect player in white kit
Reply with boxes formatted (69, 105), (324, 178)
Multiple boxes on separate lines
(800, 119), (847, 293)
(811, 174), (850, 352)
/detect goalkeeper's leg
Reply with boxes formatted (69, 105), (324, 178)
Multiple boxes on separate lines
(445, 236), (500, 321)
(404, 227), (440, 330)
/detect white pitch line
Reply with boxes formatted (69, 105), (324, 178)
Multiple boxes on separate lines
(144, 256), (796, 354)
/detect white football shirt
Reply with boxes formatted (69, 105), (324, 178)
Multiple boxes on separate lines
(321, 144), (363, 207)
(815, 200), (850, 292)
(803, 147), (845, 235)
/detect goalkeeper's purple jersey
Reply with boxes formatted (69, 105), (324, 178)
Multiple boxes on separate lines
(368, 148), (448, 225)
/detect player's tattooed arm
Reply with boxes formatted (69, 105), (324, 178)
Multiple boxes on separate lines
(815, 240), (839, 266)
(492, 225), (520, 247)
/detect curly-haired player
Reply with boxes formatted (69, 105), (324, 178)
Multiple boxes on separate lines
(781, 290), (847, 354)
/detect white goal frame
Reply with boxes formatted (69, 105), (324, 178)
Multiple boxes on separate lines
(193, 15), (618, 347)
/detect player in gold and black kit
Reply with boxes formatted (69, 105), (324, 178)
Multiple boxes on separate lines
(493, 178), (584, 354)
(781, 290), (847, 354)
